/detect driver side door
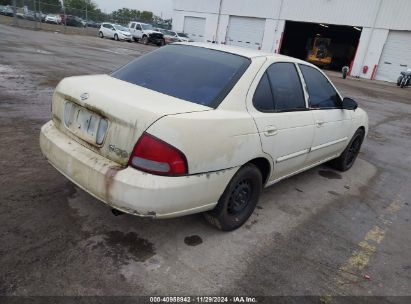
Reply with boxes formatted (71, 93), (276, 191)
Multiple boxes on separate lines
(135, 24), (143, 39)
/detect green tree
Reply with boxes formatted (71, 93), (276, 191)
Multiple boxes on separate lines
(140, 10), (153, 22)
(111, 8), (142, 24)
(38, 0), (62, 14)
(0, 0), (11, 5)
(63, 0), (97, 11)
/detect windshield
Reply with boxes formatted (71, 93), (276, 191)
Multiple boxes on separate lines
(141, 24), (154, 30)
(177, 33), (189, 38)
(114, 25), (128, 31)
(112, 45), (251, 108)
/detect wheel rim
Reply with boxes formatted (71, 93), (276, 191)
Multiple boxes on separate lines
(227, 179), (253, 215)
(345, 135), (362, 167)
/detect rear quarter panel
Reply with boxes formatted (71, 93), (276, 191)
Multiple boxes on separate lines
(146, 56), (272, 174)
(146, 110), (267, 174)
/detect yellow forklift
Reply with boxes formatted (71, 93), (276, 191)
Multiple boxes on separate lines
(307, 37), (332, 68)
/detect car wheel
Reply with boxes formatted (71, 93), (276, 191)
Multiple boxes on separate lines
(329, 128), (365, 172)
(114, 34), (119, 41)
(141, 36), (148, 45)
(99, 31), (104, 38)
(157, 39), (165, 47)
(204, 164), (262, 231)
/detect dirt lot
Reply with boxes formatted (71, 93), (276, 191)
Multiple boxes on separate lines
(0, 24), (410, 298)
(0, 15), (99, 36)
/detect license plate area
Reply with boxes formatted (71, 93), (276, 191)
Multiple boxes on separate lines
(63, 101), (108, 146)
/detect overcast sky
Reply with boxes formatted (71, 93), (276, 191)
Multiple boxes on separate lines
(93, 0), (173, 19)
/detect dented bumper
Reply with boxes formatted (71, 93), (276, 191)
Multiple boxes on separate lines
(39, 121), (237, 218)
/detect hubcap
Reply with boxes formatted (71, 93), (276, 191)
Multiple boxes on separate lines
(346, 135), (362, 167)
(227, 180), (252, 215)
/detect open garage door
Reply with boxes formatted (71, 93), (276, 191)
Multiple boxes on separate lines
(375, 31), (411, 82)
(226, 16), (265, 50)
(280, 21), (361, 71)
(183, 16), (206, 42)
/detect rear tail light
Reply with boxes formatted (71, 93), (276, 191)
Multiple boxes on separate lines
(129, 133), (188, 176)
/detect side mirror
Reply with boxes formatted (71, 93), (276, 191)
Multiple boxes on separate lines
(342, 97), (358, 110)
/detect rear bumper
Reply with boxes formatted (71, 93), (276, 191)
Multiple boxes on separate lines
(39, 121), (237, 218)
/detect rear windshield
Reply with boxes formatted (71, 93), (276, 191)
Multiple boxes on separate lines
(111, 45), (251, 108)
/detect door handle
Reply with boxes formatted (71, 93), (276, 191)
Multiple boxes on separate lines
(264, 126), (278, 136)
(316, 120), (325, 127)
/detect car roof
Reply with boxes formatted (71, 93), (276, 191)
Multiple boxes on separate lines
(174, 42), (308, 63)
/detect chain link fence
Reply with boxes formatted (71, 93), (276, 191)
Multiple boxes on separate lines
(0, 0), (171, 36)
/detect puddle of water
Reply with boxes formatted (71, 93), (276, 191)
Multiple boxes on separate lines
(96, 231), (156, 263)
(184, 235), (203, 246)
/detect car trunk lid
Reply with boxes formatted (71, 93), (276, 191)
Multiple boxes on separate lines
(51, 74), (211, 166)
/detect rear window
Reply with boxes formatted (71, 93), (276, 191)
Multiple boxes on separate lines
(111, 45), (251, 108)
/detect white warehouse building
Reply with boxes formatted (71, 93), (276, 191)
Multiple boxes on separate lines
(172, 0), (411, 82)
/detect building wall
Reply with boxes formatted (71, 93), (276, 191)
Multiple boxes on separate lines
(173, 0), (411, 81)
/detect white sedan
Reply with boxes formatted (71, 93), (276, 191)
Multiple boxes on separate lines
(99, 23), (132, 41)
(40, 43), (368, 231)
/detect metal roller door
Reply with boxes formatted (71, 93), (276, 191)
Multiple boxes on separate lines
(183, 16), (206, 42)
(375, 31), (411, 82)
(226, 16), (266, 50)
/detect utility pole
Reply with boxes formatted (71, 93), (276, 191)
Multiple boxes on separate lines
(215, 0), (223, 43)
(12, 0), (17, 26)
(34, 0), (38, 30)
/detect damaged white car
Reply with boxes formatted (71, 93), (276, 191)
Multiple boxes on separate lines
(40, 43), (368, 231)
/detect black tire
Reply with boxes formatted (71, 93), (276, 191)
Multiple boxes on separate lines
(204, 164), (262, 231)
(99, 31), (104, 38)
(141, 36), (148, 45)
(157, 39), (165, 47)
(329, 129), (365, 172)
(114, 34), (119, 41)
(397, 76), (402, 86)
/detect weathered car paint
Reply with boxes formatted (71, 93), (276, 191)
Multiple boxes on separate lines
(39, 43), (369, 219)
(40, 121), (238, 218)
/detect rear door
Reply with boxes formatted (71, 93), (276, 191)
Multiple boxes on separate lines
(129, 22), (136, 37)
(248, 61), (315, 181)
(101, 24), (109, 36)
(135, 23), (143, 39)
(299, 64), (352, 165)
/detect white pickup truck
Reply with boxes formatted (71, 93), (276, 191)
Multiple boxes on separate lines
(128, 22), (165, 46)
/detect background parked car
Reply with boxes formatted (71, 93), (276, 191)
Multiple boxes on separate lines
(174, 31), (193, 42)
(23, 11), (36, 21)
(86, 20), (100, 28)
(99, 23), (132, 41)
(0, 5), (14, 17)
(128, 22), (165, 46)
(157, 28), (179, 44)
(65, 15), (86, 27)
(45, 14), (61, 24)
(157, 29), (193, 43)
